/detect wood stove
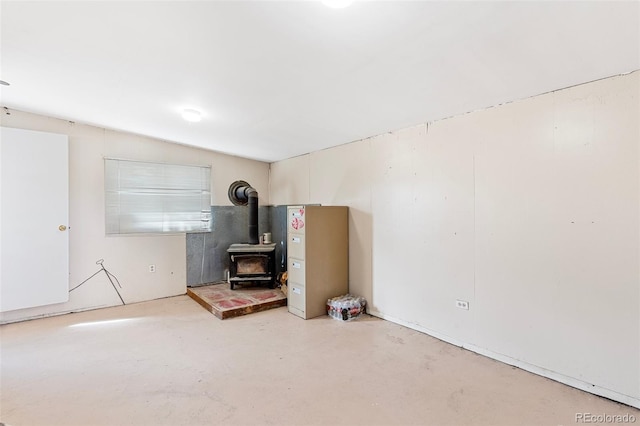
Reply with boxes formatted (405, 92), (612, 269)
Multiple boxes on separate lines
(225, 180), (277, 290)
(227, 243), (276, 290)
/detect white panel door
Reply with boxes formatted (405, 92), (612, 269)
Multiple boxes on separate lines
(0, 127), (69, 312)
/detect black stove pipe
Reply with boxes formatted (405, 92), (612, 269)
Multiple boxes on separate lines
(246, 188), (258, 245)
(228, 180), (259, 245)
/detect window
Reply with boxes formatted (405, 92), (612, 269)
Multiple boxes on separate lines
(105, 158), (211, 234)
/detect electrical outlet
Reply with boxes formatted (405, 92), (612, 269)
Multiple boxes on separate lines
(149, 264), (156, 273)
(455, 299), (469, 310)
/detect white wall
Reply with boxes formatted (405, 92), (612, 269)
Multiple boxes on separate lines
(270, 72), (640, 407)
(0, 109), (270, 323)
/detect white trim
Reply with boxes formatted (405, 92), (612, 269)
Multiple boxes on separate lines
(0, 304), (116, 325)
(368, 309), (640, 409)
(0, 294), (187, 325)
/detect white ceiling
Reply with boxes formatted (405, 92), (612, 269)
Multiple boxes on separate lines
(1, 1), (638, 163)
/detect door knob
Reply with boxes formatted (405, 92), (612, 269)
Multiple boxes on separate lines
(59, 225), (67, 231)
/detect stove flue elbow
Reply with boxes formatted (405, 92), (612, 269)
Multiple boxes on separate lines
(228, 180), (260, 245)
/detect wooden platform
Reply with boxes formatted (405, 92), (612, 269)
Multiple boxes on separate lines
(187, 282), (287, 319)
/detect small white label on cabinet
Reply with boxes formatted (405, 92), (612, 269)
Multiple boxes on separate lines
(292, 287), (301, 295)
(292, 237), (301, 243)
(292, 262), (301, 269)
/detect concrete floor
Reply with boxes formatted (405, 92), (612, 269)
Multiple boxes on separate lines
(1, 296), (637, 426)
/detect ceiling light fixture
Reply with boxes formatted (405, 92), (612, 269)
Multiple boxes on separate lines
(322, 0), (353, 9)
(182, 108), (202, 123)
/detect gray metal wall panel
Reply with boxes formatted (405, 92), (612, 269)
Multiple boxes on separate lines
(270, 205), (288, 276)
(186, 206), (273, 286)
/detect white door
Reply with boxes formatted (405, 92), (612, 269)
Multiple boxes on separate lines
(0, 127), (69, 312)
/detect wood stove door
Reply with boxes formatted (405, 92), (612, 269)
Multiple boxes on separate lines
(233, 254), (269, 276)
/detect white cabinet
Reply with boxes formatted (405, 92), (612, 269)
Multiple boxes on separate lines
(287, 205), (348, 319)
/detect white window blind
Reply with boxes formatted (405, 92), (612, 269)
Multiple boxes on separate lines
(105, 159), (211, 234)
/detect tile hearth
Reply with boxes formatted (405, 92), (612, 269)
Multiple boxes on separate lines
(187, 282), (287, 319)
